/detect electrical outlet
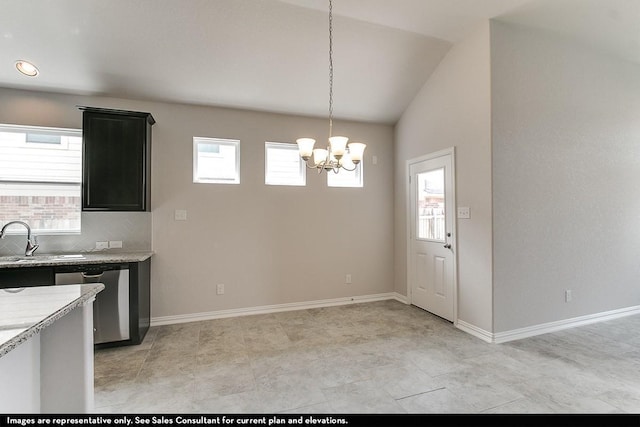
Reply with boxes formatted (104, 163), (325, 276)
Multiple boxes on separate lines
(216, 284), (225, 295)
(109, 240), (123, 249)
(174, 210), (188, 221)
(565, 290), (572, 302)
(95, 241), (109, 250)
(345, 274), (352, 284)
(457, 207), (470, 219)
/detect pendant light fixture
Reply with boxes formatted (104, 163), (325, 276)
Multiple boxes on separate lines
(296, 0), (366, 174)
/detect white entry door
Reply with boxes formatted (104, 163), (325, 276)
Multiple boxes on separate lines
(408, 148), (456, 322)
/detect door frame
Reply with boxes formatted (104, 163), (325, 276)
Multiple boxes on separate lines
(406, 147), (458, 325)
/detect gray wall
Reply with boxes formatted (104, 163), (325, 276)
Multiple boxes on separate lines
(0, 90), (152, 256)
(0, 88), (394, 319)
(394, 22), (493, 332)
(491, 22), (640, 332)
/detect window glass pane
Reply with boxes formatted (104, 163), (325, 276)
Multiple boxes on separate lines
(0, 182), (81, 234)
(417, 168), (445, 241)
(26, 133), (62, 144)
(0, 124), (82, 234)
(327, 163), (363, 188)
(265, 142), (305, 186)
(193, 137), (240, 184)
(198, 143), (220, 154)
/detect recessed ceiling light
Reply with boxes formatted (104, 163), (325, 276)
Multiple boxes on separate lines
(15, 60), (39, 77)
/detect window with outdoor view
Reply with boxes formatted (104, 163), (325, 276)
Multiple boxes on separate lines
(193, 137), (240, 184)
(265, 142), (306, 186)
(0, 124), (82, 234)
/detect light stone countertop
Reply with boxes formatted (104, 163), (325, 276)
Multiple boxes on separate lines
(0, 251), (153, 269)
(0, 283), (104, 358)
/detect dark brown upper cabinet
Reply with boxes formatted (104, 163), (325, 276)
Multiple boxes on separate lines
(80, 106), (155, 211)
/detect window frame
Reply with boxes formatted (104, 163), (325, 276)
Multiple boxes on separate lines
(0, 123), (82, 235)
(264, 141), (306, 187)
(193, 137), (241, 185)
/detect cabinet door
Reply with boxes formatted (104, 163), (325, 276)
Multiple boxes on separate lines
(0, 267), (54, 288)
(82, 111), (150, 211)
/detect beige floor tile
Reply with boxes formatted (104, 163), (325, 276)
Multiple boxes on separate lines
(396, 387), (476, 413)
(322, 379), (406, 413)
(93, 300), (640, 414)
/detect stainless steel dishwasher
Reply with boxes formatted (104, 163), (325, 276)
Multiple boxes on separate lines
(55, 264), (130, 345)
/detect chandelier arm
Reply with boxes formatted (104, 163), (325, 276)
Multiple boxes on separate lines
(304, 161), (324, 170)
(339, 163), (358, 172)
(303, 162), (317, 170)
(303, 159), (334, 174)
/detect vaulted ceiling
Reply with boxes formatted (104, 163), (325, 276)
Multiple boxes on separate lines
(1, 0), (637, 124)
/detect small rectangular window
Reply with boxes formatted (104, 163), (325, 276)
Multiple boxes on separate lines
(265, 142), (306, 186)
(0, 124), (82, 234)
(327, 163), (363, 188)
(193, 137), (240, 184)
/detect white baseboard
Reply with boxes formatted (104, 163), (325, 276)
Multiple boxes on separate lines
(152, 296), (640, 345)
(151, 292), (405, 327)
(455, 307), (640, 344)
(456, 320), (494, 343)
(393, 292), (409, 304)
(492, 305), (640, 343)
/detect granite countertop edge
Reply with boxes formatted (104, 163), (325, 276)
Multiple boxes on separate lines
(0, 251), (154, 269)
(0, 283), (105, 358)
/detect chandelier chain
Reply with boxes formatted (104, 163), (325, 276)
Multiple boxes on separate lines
(328, 0), (334, 138)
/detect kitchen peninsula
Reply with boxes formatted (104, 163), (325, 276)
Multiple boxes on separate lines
(0, 251), (153, 348)
(0, 283), (104, 413)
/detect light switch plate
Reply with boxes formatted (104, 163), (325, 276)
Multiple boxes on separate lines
(174, 209), (187, 221)
(96, 241), (109, 250)
(457, 207), (470, 219)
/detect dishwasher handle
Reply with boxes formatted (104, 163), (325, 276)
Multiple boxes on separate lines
(81, 272), (104, 279)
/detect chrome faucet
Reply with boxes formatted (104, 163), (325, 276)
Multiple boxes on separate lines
(0, 221), (39, 256)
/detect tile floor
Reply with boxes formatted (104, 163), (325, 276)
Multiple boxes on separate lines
(92, 299), (640, 414)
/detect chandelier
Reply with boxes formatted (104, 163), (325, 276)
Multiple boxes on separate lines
(296, 0), (366, 174)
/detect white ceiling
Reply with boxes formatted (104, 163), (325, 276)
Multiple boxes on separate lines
(0, 0), (638, 124)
